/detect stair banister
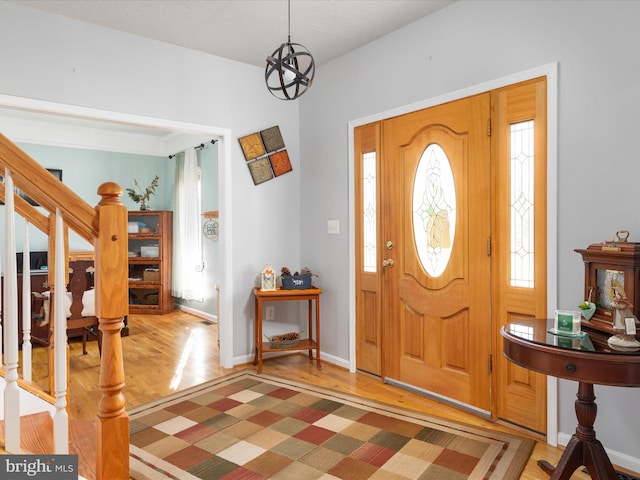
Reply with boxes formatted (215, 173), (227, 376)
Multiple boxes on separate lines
(0, 133), (96, 242)
(0, 133), (130, 478)
(95, 182), (130, 480)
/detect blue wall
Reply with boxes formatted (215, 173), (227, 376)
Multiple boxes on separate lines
(4, 141), (221, 319)
(15, 143), (174, 251)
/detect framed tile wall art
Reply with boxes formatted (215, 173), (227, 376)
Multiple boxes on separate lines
(260, 126), (285, 152)
(238, 132), (266, 161)
(269, 150), (292, 177)
(248, 158), (275, 185)
(238, 125), (292, 185)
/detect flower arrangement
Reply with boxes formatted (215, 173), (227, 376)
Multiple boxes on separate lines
(126, 175), (159, 210)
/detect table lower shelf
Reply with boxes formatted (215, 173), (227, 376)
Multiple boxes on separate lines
(261, 338), (317, 354)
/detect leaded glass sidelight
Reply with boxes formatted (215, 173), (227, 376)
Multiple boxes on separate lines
(363, 152), (377, 273)
(412, 144), (456, 277)
(510, 120), (534, 288)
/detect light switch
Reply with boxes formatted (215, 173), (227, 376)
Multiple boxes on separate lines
(327, 220), (340, 235)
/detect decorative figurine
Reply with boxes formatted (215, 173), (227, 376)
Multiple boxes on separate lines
(261, 264), (277, 291)
(607, 287), (640, 351)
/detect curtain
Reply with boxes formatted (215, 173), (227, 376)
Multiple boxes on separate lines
(172, 148), (203, 301)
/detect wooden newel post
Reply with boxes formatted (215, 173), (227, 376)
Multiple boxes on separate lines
(94, 182), (130, 480)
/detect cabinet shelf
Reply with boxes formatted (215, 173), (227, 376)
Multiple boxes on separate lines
(128, 233), (161, 239)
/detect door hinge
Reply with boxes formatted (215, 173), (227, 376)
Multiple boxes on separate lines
(487, 119), (491, 136)
(487, 236), (492, 256)
(488, 353), (493, 374)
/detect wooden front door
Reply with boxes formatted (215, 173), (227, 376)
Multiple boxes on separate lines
(355, 78), (547, 428)
(381, 94), (492, 411)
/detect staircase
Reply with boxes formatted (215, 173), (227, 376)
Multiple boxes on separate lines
(0, 412), (96, 479)
(0, 133), (130, 479)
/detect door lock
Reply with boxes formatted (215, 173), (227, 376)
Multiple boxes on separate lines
(386, 241), (393, 250)
(383, 259), (394, 268)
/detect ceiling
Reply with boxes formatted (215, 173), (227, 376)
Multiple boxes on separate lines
(8, 0), (454, 67)
(2, 0), (455, 154)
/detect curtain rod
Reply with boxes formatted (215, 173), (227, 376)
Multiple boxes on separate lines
(168, 139), (217, 159)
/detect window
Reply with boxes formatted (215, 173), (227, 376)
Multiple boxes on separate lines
(510, 120), (534, 287)
(412, 144), (456, 278)
(363, 152), (377, 273)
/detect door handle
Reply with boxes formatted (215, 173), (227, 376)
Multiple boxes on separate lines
(383, 259), (394, 268)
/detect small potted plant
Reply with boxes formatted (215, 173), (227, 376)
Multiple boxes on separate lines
(578, 288), (596, 320)
(126, 175), (159, 210)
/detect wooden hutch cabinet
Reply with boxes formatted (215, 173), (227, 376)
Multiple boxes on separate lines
(128, 210), (174, 314)
(575, 240), (640, 340)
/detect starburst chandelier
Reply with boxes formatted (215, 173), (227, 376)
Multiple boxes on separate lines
(265, 0), (315, 100)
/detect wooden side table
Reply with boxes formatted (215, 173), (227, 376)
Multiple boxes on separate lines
(501, 318), (640, 480)
(253, 286), (323, 374)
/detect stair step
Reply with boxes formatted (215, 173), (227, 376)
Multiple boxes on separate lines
(0, 411), (54, 453)
(70, 419), (96, 480)
(0, 412), (96, 479)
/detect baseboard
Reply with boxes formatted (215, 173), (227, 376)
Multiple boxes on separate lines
(317, 351), (349, 369)
(174, 303), (217, 323)
(558, 432), (640, 474)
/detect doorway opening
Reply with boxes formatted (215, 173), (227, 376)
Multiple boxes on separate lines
(0, 93), (234, 369)
(348, 64), (558, 438)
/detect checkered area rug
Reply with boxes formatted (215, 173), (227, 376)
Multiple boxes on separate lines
(129, 371), (535, 480)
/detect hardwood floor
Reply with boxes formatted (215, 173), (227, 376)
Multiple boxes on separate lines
(29, 311), (602, 479)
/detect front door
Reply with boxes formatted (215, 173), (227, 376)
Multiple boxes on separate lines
(381, 94), (492, 411)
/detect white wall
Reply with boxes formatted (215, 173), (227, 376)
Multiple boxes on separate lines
(2, 0), (639, 471)
(0, 2), (301, 365)
(298, 0), (640, 470)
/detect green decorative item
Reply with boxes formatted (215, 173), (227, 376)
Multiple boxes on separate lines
(578, 300), (596, 321)
(578, 287), (596, 321)
(126, 175), (159, 210)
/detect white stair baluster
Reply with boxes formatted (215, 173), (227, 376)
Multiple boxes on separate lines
(22, 221), (33, 382)
(3, 169), (20, 453)
(53, 209), (69, 454)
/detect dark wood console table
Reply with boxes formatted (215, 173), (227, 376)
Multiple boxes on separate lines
(253, 287), (322, 374)
(501, 318), (640, 480)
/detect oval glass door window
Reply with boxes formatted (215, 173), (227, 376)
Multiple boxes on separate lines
(412, 143), (456, 277)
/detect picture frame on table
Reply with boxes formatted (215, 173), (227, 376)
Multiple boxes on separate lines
(1, 168), (63, 206)
(17, 168), (63, 206)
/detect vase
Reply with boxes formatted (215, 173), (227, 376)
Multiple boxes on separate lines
(140, 203), (149, 211)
